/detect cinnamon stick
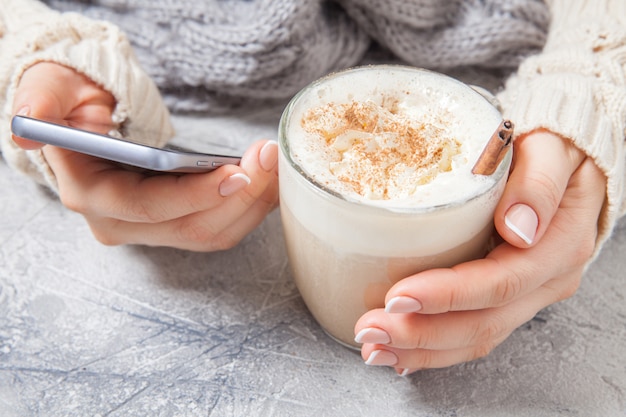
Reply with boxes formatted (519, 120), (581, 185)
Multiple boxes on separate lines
(471, 120), (514, 176)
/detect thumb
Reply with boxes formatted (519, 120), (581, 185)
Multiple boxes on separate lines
(11, 68), (65, 150)
(494, 129), (585, 247)
(10, 62), (88, 149)
(11, 106), (49, 150)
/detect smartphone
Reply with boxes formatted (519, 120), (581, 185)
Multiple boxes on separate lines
(10, 115), (242, 173)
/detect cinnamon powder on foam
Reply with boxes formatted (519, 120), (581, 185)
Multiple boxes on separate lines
(301, 98), (461, 200)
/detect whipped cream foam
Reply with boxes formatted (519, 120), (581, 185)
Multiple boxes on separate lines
(286, 66), (503, 209)
(301, 99), (461, 200)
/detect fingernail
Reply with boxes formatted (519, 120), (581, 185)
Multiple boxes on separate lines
(365, 350), (398, 367)
(219, 173), (251, 197)
(396, 368), (420, 377)
(259, 140), (278, 172)
(355, 327), (391, 344)
(504, 204), (538, 244)
(385, 296), (422, 313)
(16, 106), (30, 116)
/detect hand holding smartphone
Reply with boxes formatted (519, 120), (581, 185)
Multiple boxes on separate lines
(11, 115), (241, 173)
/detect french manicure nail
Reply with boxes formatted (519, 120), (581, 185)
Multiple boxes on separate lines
(365, 350), (398, 367)
(355, 327), (391, 344)
(259, 140), (278, 172)
(397, 368), (420, 377)
(219, 173), (251, 197)
(385, 296), (422, 313)
(16, 106), (30, 116)
(504, 203), (538, 245)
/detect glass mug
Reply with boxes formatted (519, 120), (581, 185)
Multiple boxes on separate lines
(278, 65), (511, 349)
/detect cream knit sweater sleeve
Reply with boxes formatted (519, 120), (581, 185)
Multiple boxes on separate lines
(497, 0), (626, 256)
(0, 0), (173, 190)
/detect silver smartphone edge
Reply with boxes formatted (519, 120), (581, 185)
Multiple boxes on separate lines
(11, 116), (241, 173)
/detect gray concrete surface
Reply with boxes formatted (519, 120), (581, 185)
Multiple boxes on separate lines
(1, 103), (626, 417)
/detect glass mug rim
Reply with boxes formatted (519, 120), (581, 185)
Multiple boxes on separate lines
(278, 64), (511, 216)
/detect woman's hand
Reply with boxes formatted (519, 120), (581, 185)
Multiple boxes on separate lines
(12, 62), (279, 251)
(354, 130), (607, 374)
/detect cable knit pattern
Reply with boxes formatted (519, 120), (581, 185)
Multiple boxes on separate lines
(43, 0), (371, 112)
(336, 0), (549, 69)
(43, 0), (548, 112)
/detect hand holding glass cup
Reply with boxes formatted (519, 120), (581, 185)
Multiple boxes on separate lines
(278, 66), (512, 349)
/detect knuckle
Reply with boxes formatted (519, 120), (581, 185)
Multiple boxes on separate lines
(120, 199), (163, 223)
(493, 271), (525, 306)
(525, 171), (562, 210)
(88, 224), (122, 246)
(59, 188), (88, 214)
(235, 188), (258, 208)
(412, 349), (437, 369)
(209, 229), (242, 251)
(175, 218), (242, 252)
(547, 274), (582, 302)
(213, 235), (239, 251)
(473, 315), (507, 345)
(177, 220), (217, 246)
(446, 287), (467, 311)
(408, 328), (433, 350)
(259, 188), (280, 211)
(560, 279), (581, 300)
(445, 269), (471, 311)
(471, 341), (499, 361)
(93, 233), (120, 246)
(573, 233), (596, 263)
(176, 220), (238, 251)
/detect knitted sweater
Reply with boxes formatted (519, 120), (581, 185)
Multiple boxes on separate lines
(41, 0), (549, 113)
(1, 0), (625, 257)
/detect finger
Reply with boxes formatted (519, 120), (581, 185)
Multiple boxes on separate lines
(199, 140), (278, 228)
(10, 108), (45, 150)
(82, 141), (279, 250)
(356, 153), (606, 370)
(361, 333), (510, 371)
(356, 269), (578, 351)
(91, 179), (278, 251)
(495, 130), (585, 247)
(203, 169), (279, 249)
(359, 270), (581, 369)
(380, 156), (607, 315)
(12, 62), (115, 119)
(43, 145), (248, 223)
(185, 139), (278, 229)
(11, 62), (115, 148)
(43, 138), (276, 223)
